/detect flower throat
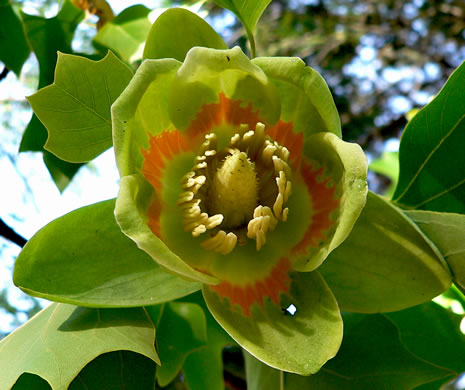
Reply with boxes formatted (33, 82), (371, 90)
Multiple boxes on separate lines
(177, 123), (292, 255)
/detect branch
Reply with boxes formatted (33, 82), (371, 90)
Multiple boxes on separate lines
(0, 66), (9, 82)
(0, 219), (27, 248)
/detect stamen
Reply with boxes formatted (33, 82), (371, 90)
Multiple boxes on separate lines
(183, 175), (206, 189)
(192, 224), (207, 237)
(218, 233), (238, 255)
(230, 133), (240, 146)
(262, 143), (277, 164)
(177, 121), (292, 254)
(205, 214), (224, 229)
(273, 193), (284, 220)
(177, 191), (194, 205)
(184, 213), (208, 232)
(201, 230), (238, 255)
(181, 171), (195, 182)
(185, 205), (201, 218)
(247, 123), (265, 158)
(247, 206), (278, 250)
(201, 230), (226, 250)
(194, 162), (207, 170)
(179, 198), (201, 210)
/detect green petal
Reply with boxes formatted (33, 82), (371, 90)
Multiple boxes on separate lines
(13, 199), (201, 307)
(252, 56), (341, 138)
(203, 271), (342, 375)
(168, 46), (281, 130)
(319, 192), (452, 313)
(112, 58), (181, 176)
(143, 8), (228, 62)
(293, 132), (368, 271)
(115, 173), (219, 284)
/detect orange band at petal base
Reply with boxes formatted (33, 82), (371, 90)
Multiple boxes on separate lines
(209, 258), (291, 317)
(141, 130), (190, 193)
(292, 161), (340, 254)
(142, 130), (191, 240)
(146, 196), (163, 239)
(186, 92), (263, 144)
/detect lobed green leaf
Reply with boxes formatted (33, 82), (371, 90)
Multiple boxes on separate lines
(93, 5), (151, 64)
(0, 303), (158, 390)
(180, 292), (234, 390)
(27, 51), (133, 163)
(245, 313), (453, 389)
(153, 302), (207, 386)
(385, 301), (465, 383)
(0, 0), (30, 76)
(68, 351), (157, 390)
(19, 0), (85, 189)
(212, 0), (271, 57)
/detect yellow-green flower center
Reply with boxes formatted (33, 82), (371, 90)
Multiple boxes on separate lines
(208, 150), (258, 229)
(177, 123), (292, 255)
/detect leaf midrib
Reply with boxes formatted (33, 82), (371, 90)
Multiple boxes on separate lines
(395, 105), (465, 204)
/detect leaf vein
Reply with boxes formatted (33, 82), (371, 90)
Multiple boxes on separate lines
(395, 113), (465, 202)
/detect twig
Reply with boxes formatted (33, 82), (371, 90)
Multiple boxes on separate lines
(0, 219), (27, 248)
(0, 66), (10, 82)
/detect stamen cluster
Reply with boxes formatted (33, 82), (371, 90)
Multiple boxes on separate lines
(177, 123), (292, 255)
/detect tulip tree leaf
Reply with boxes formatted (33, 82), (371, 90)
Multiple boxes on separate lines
(0, 303), (158, 390)
(245, 313), (452, 390)
(319, 191), (452, 313)
(68, 351), (157, 390)
(298, 315), (450, 390)
(13, 199), (201, 307)
(393, 60), (465, 214)
(27, 51), (133, 163)
(404, 210), (465, 293)
(385, 301), (465, 385)
(154, 302), (208, 386)
(143, 8), (228, 62)
(43, 152), (83, 192)
(12, 374), (52, 390)
(0, 0), (30, 76)
(212, 0), (271, 56)
(244, 351), (280, 390)
(203, 270), (343, 375)
(180, 292), (234, 390)
(19, 0), (85, 190)
(93, 5), (151, 63)
(20, 0), (85, 151)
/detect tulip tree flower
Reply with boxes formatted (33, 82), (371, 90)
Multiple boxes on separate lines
(113, 46), (368, 374)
